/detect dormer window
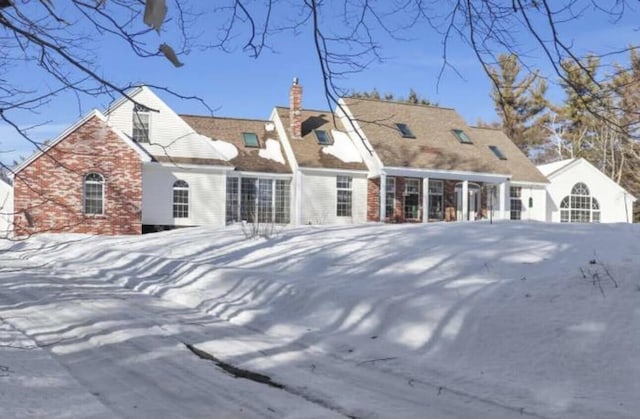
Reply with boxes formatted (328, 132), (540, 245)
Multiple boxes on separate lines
(489, 145), (507, 160)
(132, 104), (150, 143)
(452, 129), (472, 144)
(242, 132), (259, 147)
(314, 129), (332, 145)
(395, 123), (415, 139)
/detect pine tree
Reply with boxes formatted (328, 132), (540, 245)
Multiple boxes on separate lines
(489, 54), (548, 156)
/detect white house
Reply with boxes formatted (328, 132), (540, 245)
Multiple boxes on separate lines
(0, 177), (12, 237)
(337, 97), (549, 223)
(10, 81), (635, 236)
(538, 158), (636, 223)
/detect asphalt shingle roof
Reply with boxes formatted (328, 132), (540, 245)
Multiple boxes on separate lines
(342, 97), (548, 183)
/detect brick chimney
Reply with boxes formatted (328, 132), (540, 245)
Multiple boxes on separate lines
(289, 77), (303, 139)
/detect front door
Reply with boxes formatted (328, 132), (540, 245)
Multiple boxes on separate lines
(455, 183), (481, 221)
(403, 178), (420, 221)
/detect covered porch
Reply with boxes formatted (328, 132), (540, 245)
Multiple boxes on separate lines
(368, 168), (512, 223)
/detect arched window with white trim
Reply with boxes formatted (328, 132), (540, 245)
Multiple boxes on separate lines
(172, 180), (189, 218)
(84, 173), (105, 215)
(560, 182), (600, 223)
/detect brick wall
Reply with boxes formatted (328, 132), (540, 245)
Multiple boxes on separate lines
(14, 115), (142, 235)
(367, 177), (380, 222)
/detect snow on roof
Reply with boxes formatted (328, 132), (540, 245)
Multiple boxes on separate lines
(321, 130), (363, 163)
(536, 158), (575, 176)
(258, 138), (286, 165)
(207, 137), (239, 161)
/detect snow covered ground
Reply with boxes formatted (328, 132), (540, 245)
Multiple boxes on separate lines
(1, 221), (638, 418)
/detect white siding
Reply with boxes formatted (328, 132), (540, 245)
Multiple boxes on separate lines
(0, 180), (12, 237)
(142, 164), (227, 227)
(300, 171), (367, 225)
(105, 87), (226, 161)
(545, 160), (635, 223)
(512, 183), (547, 222)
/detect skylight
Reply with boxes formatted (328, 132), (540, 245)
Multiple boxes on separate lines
(452, 129), (472, 144)
(314, 129), (332, 145)
(395, 123), (415, 139)
(242, 132), (259, 147)
(489, 145), (507, 160)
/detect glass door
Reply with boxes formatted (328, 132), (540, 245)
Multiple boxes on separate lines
(403, 179), (421, 220)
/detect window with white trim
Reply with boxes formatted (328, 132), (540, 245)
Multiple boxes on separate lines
(404, 178), (420, 220)
(560, 182), (600, 223)
(226, 177), (239, 224)
(274, 179), (290, 224)
(228, 177), (290, 224)
(385, 177), (395, 219)
(132, 104), (151, 143)
(84, 173), (105, 215)
(172, 180), (189, 218)
(428, 180), (444, 220)
(336, 176), (352, 217)
(510, 186), (522, 220)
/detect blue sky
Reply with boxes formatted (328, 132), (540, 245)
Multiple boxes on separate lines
(1, 2), (638, 166)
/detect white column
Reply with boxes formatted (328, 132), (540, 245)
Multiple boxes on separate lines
(422, 177), (429, 223)
(379, 174), (386, 222)
(295, 171), (302, 225)
(462, 180), (469, 221)
(498, 181), (508, 220)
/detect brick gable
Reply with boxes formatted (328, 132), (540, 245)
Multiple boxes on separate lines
(14, 115), (142, 235)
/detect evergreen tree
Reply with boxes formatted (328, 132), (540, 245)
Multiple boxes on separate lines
(489, 54), (548, 156)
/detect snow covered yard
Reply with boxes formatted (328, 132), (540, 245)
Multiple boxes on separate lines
(1, 221), (639, 418)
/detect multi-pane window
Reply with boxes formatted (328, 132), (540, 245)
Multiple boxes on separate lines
(336, 176), (353, 217)
(84, 173), (104, 215)
(257, 179), (273, 223)
(172, 180), (189, 218)
(385, 177), (395, 219)
(227, 177), (290, 224)
(510, 186), (522, 220)
(404, 178), (420, 220)
(560, 182), (600, 223)
(226, 177), (239, 224)
(240, 177), (257, 221)
(428, 180), (444, 220)
(132, 104), (150, 143)
(274, 180), (290, 224)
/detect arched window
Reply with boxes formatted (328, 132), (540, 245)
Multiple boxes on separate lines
(172, 180), (189, 218)
(560, 182), (599, 223)
(84, 173), (105, 215)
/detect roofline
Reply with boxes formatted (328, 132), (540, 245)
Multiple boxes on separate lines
(229, 170), (293, 179)
(545, 158), (637, 200)
(298, 166), (368, 175)
(383, 166), (512, 183)
(102, 86), (145, 116)
(180, 114), (270, 124)
(145, 161), (235, 172)
(510, 180), (549, 187)
(537, 158), (576, 179)
(341, 96), (456, 111)
(469, 125), (503, 131)
(14, 110), (100, 174)
(274, 105), (333, 114)
(14, 110), (153, 174)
